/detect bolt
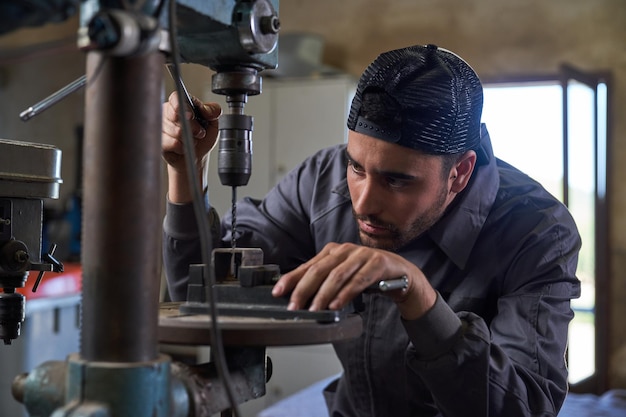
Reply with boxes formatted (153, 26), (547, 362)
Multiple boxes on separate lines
(89, 13), (121, 49)
(260, 15), (280, 35)
(14, 250), (28, 264)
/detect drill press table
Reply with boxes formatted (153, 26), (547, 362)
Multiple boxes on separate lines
(158, 302), (363, 346)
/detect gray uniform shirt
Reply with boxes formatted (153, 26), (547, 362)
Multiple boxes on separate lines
(163, 125), (581, 417)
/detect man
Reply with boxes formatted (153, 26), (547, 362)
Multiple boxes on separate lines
(162, 44), (581, 416)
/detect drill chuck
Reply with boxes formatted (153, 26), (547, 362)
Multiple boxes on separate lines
(217, 113), (253, 187)
(0, 290), (24, 345)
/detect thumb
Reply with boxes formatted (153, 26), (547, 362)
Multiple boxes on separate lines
(193, 98), (221, 122)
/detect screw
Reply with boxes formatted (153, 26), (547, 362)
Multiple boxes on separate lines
(14, 250), (28, 264)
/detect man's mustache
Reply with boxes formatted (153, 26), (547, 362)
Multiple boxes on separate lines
(353, 213), (396, 232)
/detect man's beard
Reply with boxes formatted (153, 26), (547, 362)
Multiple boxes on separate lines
(353, 183), (449, 251)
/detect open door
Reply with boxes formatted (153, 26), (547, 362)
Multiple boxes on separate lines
(561, 64), (610, 394)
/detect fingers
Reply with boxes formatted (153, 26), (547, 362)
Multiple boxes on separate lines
(273, 243), (435, 319)
(192, 95), (222, 122)
(279, 245), (356, 310)
(272, 245), (335, 297)
(310, 247), (386, 311)
(164, 91), (220, 140)
(165, 91), (193, 124)
(274, 243), (402, 312)
(194, 98), (221, 154)
(302, 247), (364, 310)
(162, 92), (221, 168)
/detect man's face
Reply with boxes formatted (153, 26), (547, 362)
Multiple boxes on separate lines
(346, 131), (456, 251)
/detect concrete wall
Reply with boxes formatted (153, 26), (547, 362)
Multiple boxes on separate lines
(1, 0), (625, 387)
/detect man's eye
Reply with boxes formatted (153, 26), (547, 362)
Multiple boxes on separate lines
(348, 161), (364, 174)
(386, 177), (408, 188)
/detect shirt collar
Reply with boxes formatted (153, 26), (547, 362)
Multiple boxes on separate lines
(427, 124), (499, 269)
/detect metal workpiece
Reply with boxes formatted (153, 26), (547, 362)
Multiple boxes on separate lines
(81, 50), (164, 363)
(211, 248), (265, 283)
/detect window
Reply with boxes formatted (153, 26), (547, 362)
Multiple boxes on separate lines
(482, 67), (610, 393)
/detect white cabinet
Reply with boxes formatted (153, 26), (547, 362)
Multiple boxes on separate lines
(203, 75), (356, 217)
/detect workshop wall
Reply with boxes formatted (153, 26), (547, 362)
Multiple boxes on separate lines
(0, 0), (625, 388)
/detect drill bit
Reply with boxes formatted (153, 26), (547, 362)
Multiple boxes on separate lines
(231, 186), (241, 280)
(231, 186), (237, 250)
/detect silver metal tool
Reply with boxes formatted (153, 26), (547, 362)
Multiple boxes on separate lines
(19, 75), (87, 121)
(366, 276), (409, 293)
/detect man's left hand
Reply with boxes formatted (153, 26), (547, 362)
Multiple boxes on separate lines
(272, 242), (437, 320)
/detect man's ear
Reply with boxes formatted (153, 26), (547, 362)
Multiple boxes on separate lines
(450, 150), (477, 193)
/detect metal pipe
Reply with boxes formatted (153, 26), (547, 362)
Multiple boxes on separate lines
(81, 50), (164, 362)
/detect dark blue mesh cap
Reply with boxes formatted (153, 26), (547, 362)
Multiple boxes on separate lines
(348, 44), (484, 158)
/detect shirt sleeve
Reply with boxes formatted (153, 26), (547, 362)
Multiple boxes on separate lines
(162, 197), (221, 301)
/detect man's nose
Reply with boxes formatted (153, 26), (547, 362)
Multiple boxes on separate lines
(352, 178), (383, 215)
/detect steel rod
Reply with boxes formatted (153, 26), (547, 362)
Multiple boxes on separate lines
(81, 50), (164, 362)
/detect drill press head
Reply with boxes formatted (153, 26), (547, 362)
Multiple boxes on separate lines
(0, 139), (63, 345)
(160, 0), (280, 189)
(162, 0), (280, 188)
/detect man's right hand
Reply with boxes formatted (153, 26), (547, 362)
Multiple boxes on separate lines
(162, 91), (222, 203)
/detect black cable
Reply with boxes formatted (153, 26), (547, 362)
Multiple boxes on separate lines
(166, 1), (241, 415)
